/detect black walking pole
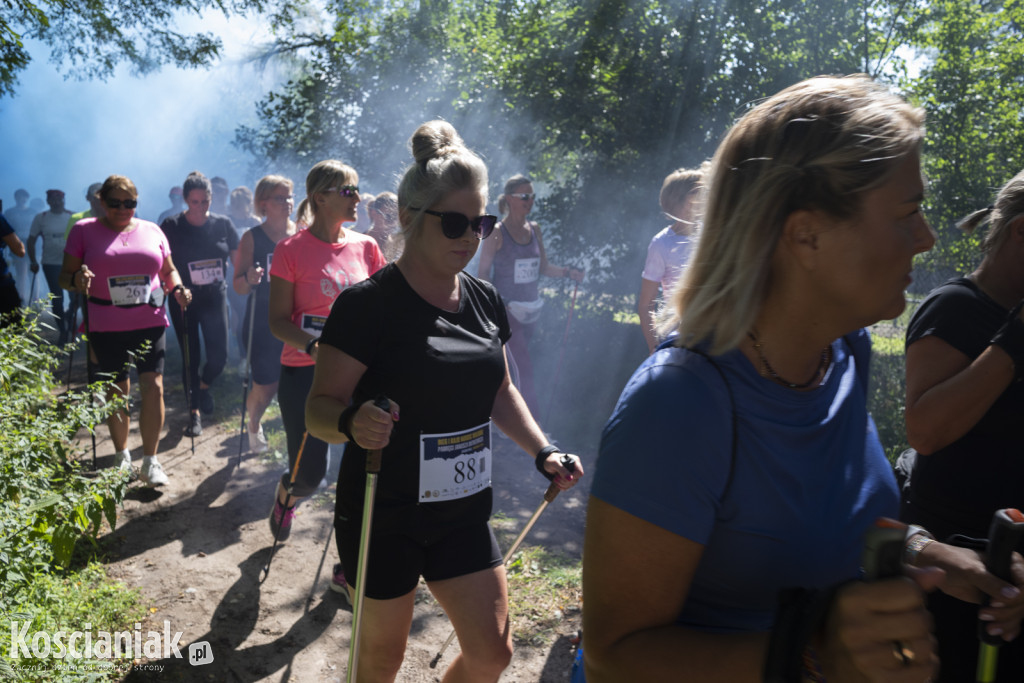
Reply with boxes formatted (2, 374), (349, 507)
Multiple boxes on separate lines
(180, 303), (195, 455)
(80, 291), (97, 470)
(260, 431), (310, 583)
(347, 397), (394, 683)
(237, 281), (258, 468)
(429, 453), (577, 669)
(976, 508), (1024, 683)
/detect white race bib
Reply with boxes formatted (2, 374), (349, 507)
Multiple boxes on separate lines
(108, 275), (151, 307)
(301, 314), (326, 336)
(513, 257), (540, 285)
(188, 259), (224, 286)
(419, 422), (492, 503)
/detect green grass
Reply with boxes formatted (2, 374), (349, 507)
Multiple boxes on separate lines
(0, 563), (147, 682)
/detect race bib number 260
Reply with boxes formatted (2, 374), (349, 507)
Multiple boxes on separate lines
(419, 422), (492, 503)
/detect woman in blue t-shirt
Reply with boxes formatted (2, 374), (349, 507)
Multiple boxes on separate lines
(582, 75), (1024, 682)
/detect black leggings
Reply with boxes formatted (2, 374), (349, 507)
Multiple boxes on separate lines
(168, 287), (228, 410)
(277, 364), (330, 498)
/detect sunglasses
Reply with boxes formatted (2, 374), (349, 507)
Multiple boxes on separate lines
(512, 193), (536, 201)
(269, 195), (295, 204)
(105, 198), (138, 209)
(414, 208), (497, 240)
(326, 185), (359, 198)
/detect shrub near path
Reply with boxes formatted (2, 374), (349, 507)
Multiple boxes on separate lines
(83, 341), (591, 682)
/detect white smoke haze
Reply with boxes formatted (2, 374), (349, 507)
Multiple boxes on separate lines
(0, 11), (294, 219)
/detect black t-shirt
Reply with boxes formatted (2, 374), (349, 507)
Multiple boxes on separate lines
(160, 213), (238, 290)
(0, 215), (13, 280)
(321, 263), (511, 534)
(905, 276), (1024, 536)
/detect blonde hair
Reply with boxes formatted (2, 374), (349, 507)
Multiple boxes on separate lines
(667, 74), (925, 354)
(659, 166), (706, 217)
(396, 121), (488, 251)
(497, 174), (532, 216)
(956, 169), (1024, 254)
(253, 175), (294, 217)
(296, 160), (358, 227)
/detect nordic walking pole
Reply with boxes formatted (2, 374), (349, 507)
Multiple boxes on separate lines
(976, 508), (1024, 683)
(180, 303), (195, 455)
(542, 279), (579, 425)
(260, 431), (310, 583)
(347, 396), (394, 683)
(430, 453), (577, 669)
(80, 285), (97, 470)
(236, 272), (259, 468)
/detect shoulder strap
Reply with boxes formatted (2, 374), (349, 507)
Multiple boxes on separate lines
(682, 346), (738, 509)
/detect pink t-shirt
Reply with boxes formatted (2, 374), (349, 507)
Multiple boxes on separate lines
(65, 218), (171, 333)
(270, 228), (386, 367)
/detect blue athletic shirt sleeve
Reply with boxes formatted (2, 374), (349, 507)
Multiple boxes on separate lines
(593, 346), (733, 545)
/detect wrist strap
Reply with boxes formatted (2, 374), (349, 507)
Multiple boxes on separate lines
(991, 299), (1024, 382)
(71, 268), (82, 287)
(535, 445), (559, 481)
(305, 337), (319, 355)
(337, 404), (359, 443)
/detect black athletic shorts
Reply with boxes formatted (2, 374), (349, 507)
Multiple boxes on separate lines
(336, 518), (503, 600)
(88, 326), (166, 383)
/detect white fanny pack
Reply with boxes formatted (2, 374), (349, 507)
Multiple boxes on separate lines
(507, 298), (544, 324)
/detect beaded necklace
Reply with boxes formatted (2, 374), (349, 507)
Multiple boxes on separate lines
(747, 328), (832, 390)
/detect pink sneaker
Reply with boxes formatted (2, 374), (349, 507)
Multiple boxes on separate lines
(268, 498), (296, 541)
(331, 563), (354, 605)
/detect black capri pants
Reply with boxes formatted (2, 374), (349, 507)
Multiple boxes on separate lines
(277, 363), (330, 498)
(168, 283), (228, 409)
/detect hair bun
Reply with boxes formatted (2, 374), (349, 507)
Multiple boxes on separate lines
(410, 120), (465, 165)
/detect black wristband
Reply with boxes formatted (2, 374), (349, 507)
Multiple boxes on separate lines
(535, 445), (559, 481)
(337, 404), (359, 443)
(991, 299), (1024, 382)
(171, 284), (184, 294)
(71, 268), (82, 288)
(305, 337), (319, 355)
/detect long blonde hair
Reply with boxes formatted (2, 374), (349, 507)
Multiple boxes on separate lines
(667, 74), (925, 354)
(295, 160), (358, 227)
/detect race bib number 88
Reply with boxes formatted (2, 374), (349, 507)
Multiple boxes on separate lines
(419, 422), (492, 503)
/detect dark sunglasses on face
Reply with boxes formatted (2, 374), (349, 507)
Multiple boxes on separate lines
(413, 208), (497, 240)
(326, 185), (359, 198)
(105, 198), (138, 209)
(512, 193), (536, 201)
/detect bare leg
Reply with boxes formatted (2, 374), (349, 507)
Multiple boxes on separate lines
(428, 566), (513, 683)
(138, 372), (164, 457)
(247, 381), (277, 429)
(106, 378), (131, 452)
(349, 588), (417, 683)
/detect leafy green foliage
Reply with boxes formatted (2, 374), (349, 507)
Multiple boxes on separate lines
(0, 562), (145, 682)
(0, 314), (129, 613)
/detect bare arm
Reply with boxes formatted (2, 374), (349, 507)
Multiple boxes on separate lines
(268, 274), (319, 358)
(160, 255), (191, 307)
(232, 231), (264, 295)
(905, 334), (1015, 454)
(535, 222), (584, 281)
(26, 235), (39, 268)
(638, 277), (661, 354)
(583, 497), (940, 682)
(3, 233), (24, 258)
(490, 349), (582, 487)
(305, 343), (395, 448)
(476, 226), (501, 281)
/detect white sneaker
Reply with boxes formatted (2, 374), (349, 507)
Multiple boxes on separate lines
(249, 425), (269, 454)
(115, 449), (132, 470)
(115, 450), (138, 481)
(139, 457), (169, 487)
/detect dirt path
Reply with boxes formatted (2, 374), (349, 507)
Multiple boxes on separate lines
(84, 355), (591, 682)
